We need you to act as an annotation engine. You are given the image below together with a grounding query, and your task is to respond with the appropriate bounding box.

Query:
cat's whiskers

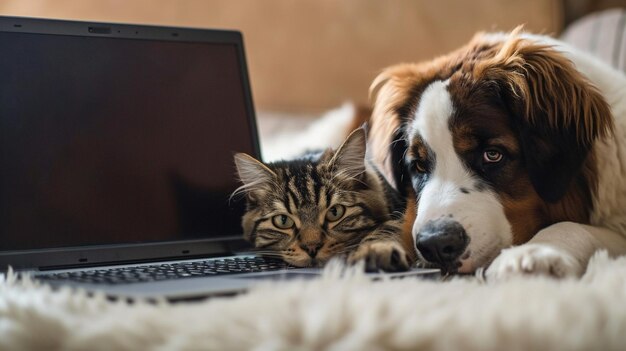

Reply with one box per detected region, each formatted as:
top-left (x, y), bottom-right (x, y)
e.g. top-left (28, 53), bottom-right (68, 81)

top-left (250, 249), bottom-right (282, 254)
top-left (399, 142), bottom-right (409, 160)
top-left (249, 250), bottom-right (285, 258)
top-left (333, 243), bottom-right (364, 255)
top-left (330, 170), bottom-right (368, 187)
top-left (335, 189), bottom-right (364, 197)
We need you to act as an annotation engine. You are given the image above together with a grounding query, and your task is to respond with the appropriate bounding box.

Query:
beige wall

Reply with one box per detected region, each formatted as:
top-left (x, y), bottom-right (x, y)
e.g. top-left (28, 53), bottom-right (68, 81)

top-left (0, 0), bottom-right (562, 112)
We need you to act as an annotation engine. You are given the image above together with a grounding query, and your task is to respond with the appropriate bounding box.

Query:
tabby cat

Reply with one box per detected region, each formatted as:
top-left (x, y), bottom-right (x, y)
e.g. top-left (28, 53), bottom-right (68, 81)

top-left (233, 128), bottom-right (412, 271)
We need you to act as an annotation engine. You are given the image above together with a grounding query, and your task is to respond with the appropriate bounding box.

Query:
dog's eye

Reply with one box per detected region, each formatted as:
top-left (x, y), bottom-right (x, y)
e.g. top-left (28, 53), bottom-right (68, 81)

top-left (411, 159), bottom-right (427, 173)
top-left (483, 149), bottom-right (503, 163)
top-left (272, 214), bottom-right (295, 229)
top-left (416, 162), bottom-right (426, 173)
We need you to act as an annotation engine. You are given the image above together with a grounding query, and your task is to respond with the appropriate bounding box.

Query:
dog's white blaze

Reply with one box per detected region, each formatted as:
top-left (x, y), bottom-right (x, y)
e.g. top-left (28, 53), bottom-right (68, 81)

top-left (409, 81), bottom-right (513, 272)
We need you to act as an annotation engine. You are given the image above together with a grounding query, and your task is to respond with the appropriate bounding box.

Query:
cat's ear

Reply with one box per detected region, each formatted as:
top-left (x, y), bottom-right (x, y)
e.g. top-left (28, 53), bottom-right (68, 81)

top-left (330, 128), bottom-right (367, 180)
top-left (234, 153), bottom-right (276, 192)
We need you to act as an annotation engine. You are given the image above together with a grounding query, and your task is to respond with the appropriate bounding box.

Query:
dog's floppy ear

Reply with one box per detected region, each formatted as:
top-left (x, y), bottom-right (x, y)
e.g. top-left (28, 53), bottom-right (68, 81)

top-left (369, 50), bottom-right (467, 194)
top-left (475, 32), bottom-right (614, 202)
top-left (369, 64), bottom-right (423, 193)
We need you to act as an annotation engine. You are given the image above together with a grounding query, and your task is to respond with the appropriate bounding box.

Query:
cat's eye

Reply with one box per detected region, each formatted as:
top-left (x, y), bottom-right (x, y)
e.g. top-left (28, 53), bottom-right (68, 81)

top-left (325, 205), bottom-right (346, 222)
top-left (272, 214), bottom-right (294, 229)
top-left (483, 149), bottom-right (503, 163)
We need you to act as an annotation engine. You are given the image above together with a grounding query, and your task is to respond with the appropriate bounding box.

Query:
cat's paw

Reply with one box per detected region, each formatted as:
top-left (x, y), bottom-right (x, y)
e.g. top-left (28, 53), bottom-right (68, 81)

top-left (485, 244), bottom-right (583, 282)
top-left (348, 240), bottom-right (410, 272)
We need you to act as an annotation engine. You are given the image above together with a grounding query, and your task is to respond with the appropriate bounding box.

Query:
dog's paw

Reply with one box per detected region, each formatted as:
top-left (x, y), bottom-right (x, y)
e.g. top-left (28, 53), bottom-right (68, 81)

top-left (485, 244), bottom-right (583, 281)
top-left (348, 240), bottom-right (410, 272)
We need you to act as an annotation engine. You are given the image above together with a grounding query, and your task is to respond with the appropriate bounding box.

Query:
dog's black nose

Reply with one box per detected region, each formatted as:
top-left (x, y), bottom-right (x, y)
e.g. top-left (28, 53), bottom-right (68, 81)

top-left (415, 218), bottom-right (469, 267)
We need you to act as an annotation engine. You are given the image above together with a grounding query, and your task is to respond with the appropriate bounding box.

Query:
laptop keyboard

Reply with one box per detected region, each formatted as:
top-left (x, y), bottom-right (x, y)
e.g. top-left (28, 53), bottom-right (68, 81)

top-left (35, 256), bottom-right (293, 285)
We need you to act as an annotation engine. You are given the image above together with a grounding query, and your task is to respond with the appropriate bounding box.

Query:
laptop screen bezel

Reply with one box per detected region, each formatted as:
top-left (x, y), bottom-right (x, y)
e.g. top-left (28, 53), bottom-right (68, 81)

top-left (0, 16), bottom-right (261, 270)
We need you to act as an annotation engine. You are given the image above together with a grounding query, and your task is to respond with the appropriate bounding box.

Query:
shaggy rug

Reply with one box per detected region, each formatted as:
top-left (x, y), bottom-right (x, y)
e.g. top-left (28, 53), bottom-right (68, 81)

top-left (1, 252), bottom-right (625, 351)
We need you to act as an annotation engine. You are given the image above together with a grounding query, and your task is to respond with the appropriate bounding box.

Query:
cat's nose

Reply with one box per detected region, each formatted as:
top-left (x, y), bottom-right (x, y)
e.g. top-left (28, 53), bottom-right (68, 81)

top-left (300, 242), bottom-right (323, 258)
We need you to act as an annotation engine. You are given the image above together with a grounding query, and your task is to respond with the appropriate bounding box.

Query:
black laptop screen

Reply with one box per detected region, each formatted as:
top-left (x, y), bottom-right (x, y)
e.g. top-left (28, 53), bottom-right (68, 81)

top-left (0, 31), bottom-right (256, 251)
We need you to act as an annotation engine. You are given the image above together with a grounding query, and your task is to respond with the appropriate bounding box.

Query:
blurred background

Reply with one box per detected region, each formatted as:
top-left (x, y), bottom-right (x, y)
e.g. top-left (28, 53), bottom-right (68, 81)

top-left (2, 0), bottom-right (625, 158)
top-left (1, 0), bottom-right (624, 112)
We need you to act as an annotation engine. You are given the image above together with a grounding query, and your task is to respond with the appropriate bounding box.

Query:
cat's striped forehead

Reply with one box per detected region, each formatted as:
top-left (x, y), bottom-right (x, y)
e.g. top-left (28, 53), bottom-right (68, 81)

top-left (269, 159), bottom-right (362, 218)
top-left (273, 161), bottom-right (328, 207)
top-left (271, 170), bottom-right (327, 225)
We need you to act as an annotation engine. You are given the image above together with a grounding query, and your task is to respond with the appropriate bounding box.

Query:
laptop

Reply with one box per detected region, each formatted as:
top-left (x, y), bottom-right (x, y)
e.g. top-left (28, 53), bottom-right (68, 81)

top-left (0, 16), bottom-right (439, 300)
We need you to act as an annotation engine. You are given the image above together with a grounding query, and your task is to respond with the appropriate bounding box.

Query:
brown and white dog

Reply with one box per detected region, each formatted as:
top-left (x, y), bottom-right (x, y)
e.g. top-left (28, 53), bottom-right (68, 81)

top-left (368, 28), bottom-right (626, 279)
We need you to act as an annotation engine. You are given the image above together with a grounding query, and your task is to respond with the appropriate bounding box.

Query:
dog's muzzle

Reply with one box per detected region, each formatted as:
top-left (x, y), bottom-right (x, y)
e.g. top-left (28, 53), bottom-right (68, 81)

top-left (415, 217), bottom-right (469, 272)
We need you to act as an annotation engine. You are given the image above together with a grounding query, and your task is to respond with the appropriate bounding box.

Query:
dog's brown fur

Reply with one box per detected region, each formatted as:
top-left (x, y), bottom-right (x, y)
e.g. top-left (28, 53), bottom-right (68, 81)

top-left (367, 29), bottom-right (614, 250)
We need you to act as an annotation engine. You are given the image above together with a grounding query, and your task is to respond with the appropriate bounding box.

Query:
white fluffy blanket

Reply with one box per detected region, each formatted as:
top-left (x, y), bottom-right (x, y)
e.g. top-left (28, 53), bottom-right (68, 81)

top-left (1, 252), bottom-right (625, 351)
